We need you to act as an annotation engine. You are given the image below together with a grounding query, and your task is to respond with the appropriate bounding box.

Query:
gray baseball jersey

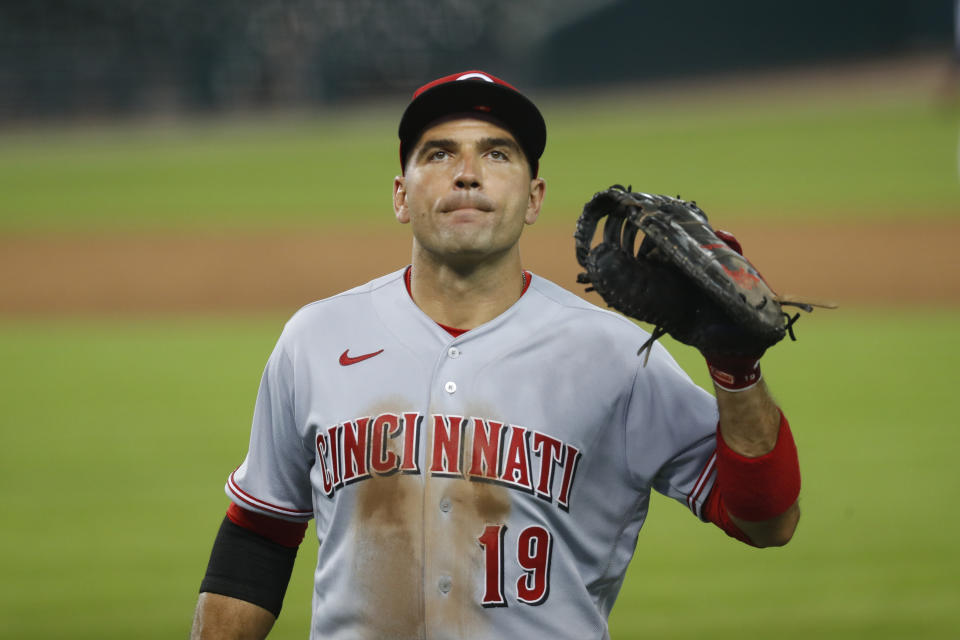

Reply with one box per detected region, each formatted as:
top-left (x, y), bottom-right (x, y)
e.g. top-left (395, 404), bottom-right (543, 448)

top-left (226, 268), bottom-right (719, 640)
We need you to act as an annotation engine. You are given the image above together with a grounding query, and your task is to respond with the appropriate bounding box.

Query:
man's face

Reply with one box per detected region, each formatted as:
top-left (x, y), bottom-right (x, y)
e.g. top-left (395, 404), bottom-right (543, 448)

top-left (393, 117), bottom-right (545, 268)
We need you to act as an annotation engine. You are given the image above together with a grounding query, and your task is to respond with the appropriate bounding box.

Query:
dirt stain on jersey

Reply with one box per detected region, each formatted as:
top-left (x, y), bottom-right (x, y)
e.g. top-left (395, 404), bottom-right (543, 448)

top-left (469, 478), bottom-right (511, 523)
top-left (351, 397), bottom-right (424, 640)
top-left (349, 405), bottom-right (513, 639)
top-left (421, 420), bottom-right (512, 637)
top-left (353, 472), bottom-right (424, 640)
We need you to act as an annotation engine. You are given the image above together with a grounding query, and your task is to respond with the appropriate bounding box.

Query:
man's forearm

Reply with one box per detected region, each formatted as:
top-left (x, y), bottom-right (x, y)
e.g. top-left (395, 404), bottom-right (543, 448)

top-left (714, 380), bottom-right (800, 547)
top-left (193, 511), bottom-right (302, 639)
top-left (714, 380), bottom-right (780, 456)
top-left (190, 592), bottom-right (276, 640)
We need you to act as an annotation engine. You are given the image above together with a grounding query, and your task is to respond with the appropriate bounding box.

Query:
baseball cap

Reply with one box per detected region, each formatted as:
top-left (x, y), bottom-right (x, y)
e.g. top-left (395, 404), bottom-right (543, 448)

top-left (398, 70), bottom-right (546, 176)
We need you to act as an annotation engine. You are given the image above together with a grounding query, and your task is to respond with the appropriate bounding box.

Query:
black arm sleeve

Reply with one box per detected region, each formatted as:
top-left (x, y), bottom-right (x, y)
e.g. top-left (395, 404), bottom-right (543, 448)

top-left (199, 516), bottom-right (299, 617)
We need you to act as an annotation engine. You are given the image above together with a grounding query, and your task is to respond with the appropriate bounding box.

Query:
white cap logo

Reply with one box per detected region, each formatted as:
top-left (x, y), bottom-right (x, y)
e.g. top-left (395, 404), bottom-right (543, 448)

top-left (457, 72), bottom-right (494, 83)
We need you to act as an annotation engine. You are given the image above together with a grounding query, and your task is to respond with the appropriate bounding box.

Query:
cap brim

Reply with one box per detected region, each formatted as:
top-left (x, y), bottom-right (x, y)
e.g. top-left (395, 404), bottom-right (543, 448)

top-left (399, 80), bottom-right (546, 170)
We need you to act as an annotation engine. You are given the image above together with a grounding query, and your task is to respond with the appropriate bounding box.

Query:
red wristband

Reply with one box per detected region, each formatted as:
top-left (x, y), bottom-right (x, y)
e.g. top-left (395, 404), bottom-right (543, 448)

top-left (715, 410), bottom-right (801, 521)
top-left (706, 355), bottom-right (762, 392)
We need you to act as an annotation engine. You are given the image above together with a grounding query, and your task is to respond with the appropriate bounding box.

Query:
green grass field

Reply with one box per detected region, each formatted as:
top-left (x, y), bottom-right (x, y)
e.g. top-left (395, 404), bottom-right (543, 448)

top-left (1, 311), bottom-right (958, 638)
top-left (1, 71), bottom-right (958, 638)
top-left (1, 87), bottom-right (957, 231)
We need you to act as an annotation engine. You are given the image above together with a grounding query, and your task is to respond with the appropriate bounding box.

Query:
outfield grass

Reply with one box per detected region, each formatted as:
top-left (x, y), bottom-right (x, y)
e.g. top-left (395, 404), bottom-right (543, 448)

top-left (1, 89), bottom-right (957, 232)
top-left (1, 310), bottom-right (957, 638)
top-left (611, 311), bottom-right (960, 638)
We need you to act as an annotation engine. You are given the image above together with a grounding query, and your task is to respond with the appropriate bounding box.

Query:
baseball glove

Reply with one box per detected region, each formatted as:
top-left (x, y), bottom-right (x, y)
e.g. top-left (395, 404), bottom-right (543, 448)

top-left (575, 185), bottom-right (823, 361)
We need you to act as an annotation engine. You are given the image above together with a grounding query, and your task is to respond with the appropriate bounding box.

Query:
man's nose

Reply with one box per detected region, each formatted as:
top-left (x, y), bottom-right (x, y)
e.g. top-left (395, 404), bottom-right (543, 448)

top-left (454, 154), bottom-right (481, 189)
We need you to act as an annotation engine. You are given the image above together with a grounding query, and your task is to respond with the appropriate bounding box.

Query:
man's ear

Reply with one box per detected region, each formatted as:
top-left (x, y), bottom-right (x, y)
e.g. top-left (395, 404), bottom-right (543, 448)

top-left (393, 176), bottom-right (410, 224)
top-left (524, 177), bottom-right (546, 225)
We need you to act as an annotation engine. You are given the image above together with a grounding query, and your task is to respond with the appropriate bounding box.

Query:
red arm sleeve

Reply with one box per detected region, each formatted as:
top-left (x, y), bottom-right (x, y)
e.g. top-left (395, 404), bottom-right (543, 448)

top-left (702, 410), bottom-right (801, 546)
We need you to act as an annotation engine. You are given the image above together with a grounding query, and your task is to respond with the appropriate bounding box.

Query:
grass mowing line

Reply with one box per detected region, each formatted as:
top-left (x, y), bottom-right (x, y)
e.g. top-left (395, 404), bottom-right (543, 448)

top-left (1, 93), bottom-right (956, 232)
top-left (0, 310), bottom-right (957, 638)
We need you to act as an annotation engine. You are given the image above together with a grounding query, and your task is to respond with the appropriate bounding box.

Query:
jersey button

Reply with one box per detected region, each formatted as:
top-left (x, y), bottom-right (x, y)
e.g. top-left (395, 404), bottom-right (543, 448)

top-left (444, 381), bottom-right (457, 394)
top-left (438, 576), bottom-right (452, 594)
top-left (439, 497), bottom-right (451, 513)
top-left (447, 347), bottom-right (460, 359)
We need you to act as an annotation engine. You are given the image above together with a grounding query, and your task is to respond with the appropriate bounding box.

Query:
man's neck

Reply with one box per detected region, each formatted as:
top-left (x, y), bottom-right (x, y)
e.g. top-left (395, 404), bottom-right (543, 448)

top-left (408, 250), bottom-right (526, 330)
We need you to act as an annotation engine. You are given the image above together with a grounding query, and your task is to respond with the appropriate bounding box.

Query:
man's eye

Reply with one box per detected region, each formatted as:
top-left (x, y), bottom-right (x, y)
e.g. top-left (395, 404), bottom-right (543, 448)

top-left (430, 150), bottom-right (448, 160)
top-left (489, 150), bottom-right (507, 160)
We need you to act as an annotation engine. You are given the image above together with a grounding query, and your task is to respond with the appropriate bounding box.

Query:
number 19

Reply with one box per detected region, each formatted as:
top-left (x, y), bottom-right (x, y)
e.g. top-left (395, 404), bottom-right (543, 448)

top-left (477, 524), bottom-right (553, 607)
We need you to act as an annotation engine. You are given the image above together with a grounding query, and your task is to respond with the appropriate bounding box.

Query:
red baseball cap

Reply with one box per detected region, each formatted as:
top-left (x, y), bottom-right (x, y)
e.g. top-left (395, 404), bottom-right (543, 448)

top-left (398, 70), bottom-right (546, 176)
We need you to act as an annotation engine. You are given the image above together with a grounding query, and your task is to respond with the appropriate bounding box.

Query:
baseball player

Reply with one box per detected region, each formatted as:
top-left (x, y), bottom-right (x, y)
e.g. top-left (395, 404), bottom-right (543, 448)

top-left (191, 71), bottom-right (801, 640)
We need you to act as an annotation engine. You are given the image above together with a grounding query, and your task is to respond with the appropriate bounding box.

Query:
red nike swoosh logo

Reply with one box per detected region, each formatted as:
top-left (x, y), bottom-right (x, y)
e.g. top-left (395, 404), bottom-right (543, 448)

top-left (339, 348), bottom-right (384, 366)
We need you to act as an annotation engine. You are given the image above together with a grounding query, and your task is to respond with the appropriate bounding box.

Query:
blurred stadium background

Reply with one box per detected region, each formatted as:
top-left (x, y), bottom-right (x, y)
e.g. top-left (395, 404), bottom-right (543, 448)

top-left (0, 0), bottom-right (953, 119)
top-left (1, 1), bottom-right (959, 638)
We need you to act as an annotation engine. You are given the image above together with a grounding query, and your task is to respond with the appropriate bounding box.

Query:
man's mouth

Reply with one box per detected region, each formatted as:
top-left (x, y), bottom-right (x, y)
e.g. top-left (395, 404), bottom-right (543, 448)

top-left (439, 194), bottom-right (495, 213)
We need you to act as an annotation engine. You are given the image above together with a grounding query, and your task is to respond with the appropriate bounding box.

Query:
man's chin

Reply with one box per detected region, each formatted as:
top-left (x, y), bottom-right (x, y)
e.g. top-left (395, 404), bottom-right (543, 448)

top-left (426, 236), bottom-right (511, 263)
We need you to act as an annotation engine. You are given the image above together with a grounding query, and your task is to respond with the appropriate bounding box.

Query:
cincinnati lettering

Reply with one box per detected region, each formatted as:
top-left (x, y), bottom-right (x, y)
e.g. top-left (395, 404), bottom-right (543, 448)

top-left (314, 412), bottom-right (581, 512)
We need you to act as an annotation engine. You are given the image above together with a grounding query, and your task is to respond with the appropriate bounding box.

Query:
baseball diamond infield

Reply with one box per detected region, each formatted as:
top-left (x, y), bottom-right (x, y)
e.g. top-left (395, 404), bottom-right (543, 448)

top-left (1, 220), bottom-right (957, 315)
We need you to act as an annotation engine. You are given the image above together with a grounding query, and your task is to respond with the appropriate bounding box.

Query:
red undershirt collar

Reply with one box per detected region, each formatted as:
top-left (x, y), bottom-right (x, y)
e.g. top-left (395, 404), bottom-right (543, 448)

top-left (403, 266), bottom-right (531, 337)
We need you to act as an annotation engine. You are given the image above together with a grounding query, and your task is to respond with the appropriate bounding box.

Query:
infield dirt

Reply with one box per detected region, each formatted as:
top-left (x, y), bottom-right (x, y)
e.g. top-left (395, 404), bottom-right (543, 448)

top-left (1, 220), bottom-right (957, 315)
